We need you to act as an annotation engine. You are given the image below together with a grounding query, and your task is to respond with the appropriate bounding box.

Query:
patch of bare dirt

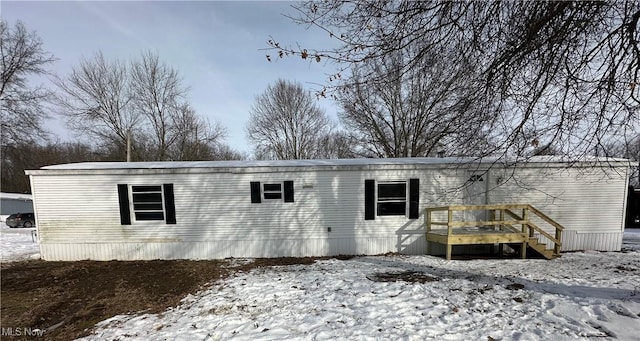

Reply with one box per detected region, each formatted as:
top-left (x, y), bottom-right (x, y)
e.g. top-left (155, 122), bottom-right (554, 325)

top-left (366, 270), bottom-right (439, 283)
top-left (0, 256), bottom-right (332, 340)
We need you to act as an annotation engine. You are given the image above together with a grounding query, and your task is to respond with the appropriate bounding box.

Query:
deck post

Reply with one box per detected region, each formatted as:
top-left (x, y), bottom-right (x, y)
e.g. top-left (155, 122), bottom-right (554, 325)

top-left (447, 208), bottom-right (453, 236)
top-left (425, 208), bottom-right (431, 255)
top-left (488, 210), bottom-right (495, 230)
top-left (522, 208), bottom-right (531, 236)
top-left (522, 207), bottom-right (529, 259)
top-left (554, 229), bottom-right (562, 255)
top-left (446, 208), bottom-right (453, 260)
top-left (499, 209), bottom-right (505, 231)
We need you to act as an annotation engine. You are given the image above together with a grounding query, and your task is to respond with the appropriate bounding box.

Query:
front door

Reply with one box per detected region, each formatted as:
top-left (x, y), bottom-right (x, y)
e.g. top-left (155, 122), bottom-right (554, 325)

top-left (464, 171), bottom-right (488, 222)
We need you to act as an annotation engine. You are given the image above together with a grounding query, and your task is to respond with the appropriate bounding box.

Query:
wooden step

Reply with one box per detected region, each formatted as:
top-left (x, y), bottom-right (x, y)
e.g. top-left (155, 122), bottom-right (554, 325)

top-left (527, 239), bottom-right (559, 259)
top-left (505, 238), bottom-right (559, 259)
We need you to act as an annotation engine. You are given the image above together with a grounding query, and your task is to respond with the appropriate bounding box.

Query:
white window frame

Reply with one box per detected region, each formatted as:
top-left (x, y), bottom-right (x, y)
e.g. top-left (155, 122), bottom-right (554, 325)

top-left (262, 182), bottom-right (283, 201)
top-left (376, 180), bottom-right (408, 216)
top-left (129, 185), bottom-right (166, 222)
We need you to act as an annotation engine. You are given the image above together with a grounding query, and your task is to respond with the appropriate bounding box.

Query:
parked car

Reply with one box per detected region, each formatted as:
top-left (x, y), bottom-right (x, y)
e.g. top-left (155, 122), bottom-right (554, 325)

top-left (5, 213), bottom-right (35, 228)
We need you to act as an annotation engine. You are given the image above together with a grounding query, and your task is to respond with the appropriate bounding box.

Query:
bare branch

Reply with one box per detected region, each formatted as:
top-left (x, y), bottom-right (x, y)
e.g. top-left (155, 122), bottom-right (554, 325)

top-left (246, 79), bottom-right (338, 159)
top-left (0, 21), bottom-right (55, 145)
top-left (269, 1), bottom-right (640, 162)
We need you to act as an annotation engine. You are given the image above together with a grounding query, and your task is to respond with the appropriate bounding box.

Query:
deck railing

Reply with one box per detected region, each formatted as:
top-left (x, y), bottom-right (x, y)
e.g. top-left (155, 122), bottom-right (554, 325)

top-left (425, 204), bottom-right (564, 256)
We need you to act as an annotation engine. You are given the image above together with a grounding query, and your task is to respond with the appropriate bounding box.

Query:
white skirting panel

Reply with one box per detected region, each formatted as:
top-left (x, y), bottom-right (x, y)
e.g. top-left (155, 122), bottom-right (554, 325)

top-left (40, 235), bottom-right (428, 261)
top-left (560, 230), bottom-right (623, 252)
top-left (39, 230), bottom-right (622, 260)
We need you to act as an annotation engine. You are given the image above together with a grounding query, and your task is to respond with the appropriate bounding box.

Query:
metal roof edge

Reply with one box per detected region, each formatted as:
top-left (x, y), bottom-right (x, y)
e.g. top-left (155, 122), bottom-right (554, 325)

top-left (24, 156), bottom-right (633, 176)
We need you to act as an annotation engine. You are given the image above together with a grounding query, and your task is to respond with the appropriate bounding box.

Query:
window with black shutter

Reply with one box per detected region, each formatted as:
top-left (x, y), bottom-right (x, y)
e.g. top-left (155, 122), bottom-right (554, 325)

top-left (263, 183), bottom-right (282, 200)
top-left (365, 179), bottom-right (419, 219)
top-left (250, 181), bottom-right (295, 203)
top-left (118, 184), bottom-right (176, 224)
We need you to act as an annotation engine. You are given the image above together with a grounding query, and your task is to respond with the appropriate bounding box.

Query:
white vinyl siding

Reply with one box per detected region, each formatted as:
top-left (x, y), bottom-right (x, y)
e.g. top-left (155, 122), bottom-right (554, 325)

top-left (28, 160), bottom-right (629, 260)
top-left (487, 166), bottom-right (628, 251)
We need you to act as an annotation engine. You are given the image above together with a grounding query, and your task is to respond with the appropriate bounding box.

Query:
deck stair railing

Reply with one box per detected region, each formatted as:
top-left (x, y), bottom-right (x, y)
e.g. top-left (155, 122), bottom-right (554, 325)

top-left (425, 204), bottom-right (564, 260)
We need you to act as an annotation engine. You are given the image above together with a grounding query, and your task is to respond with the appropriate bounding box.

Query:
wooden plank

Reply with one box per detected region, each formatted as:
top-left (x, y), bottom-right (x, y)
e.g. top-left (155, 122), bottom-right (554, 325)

top-left (500, 224), bottom-right (520, 233)
top-left (429, 222), bottom-right (449, 226)
top-left (522, 208), bottom-right (531, 236)
top-left (430, 228), bottom-right (518, 235)
top-left (528, 205), bottom-right (565, 231)
top-left (504, 209), bottom-right (523, 220)
top-left (425, 208), bottom-right (432, 232)
top-left (448, 220), bottom-right (527, 227)
top-left (528, 222), bottom-right (561, 246)
top-left (554, 229), bottom-right (562, 255)
top-left (427, 206), bottom-right (451, 211)
top-left (436, 204), bottom-right (530, 211)
top-left (426, 229), bottom-right (449, 235)
top-left (426, 233), bottom-right (449, 244)
top-left (448, 234), bottom-right (527, 244)
top-left (427, 231), bottom-right (527, 245)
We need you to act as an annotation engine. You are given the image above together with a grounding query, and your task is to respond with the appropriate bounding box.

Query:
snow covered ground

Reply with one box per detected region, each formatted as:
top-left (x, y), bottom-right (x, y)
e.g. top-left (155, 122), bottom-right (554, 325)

top-left (81, 230), bottom-right (640, 341)
top-left (0, 221), bottom-right (40, 262)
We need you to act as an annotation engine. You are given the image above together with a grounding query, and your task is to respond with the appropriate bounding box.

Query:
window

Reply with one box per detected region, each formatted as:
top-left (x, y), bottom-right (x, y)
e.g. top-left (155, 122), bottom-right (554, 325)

top-left (132, 185), bottom-right (165, 220)
top-left (263, 183), bottom-right (282, 200)
top-left (469, 174), bottom-right (484, 182)
top-left (250, 181), bottom-right (294, 203)
top-left (117, 183), bottom-right (176, 225)
top-left (364, 179), bottom-right (419, 220)
top-left (377, 182), bottom-right (407, 216)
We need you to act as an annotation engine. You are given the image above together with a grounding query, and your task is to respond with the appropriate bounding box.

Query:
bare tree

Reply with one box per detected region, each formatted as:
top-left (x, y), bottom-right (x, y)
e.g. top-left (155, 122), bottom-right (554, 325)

top-left (603, 134), bottom-right (640, 187)
top-left (338, 47), bottom-right (492, 158)
top-left (0, 21), bottom-right (55, 145)
top-left (54, 52), bottom-right (138, 148)
top-left (1, 140), bottom-right (99, 193)
top-left (323, 130), bottom-right (358, 158)
top-left (268, 1), bottom-right (640, 161)
top-left (130, 51), bottom-right (186, 160)
top-left (170, 103), bottom-right (229, 160)
top-left (56, 50), bottom-right (235, 161)
top-left (246, 79), bottom-right (335, 160)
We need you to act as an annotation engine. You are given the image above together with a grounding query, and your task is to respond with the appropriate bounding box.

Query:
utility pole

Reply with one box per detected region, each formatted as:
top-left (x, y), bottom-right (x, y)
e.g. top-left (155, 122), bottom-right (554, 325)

top-left (126, 130), bottom-right (132, 162)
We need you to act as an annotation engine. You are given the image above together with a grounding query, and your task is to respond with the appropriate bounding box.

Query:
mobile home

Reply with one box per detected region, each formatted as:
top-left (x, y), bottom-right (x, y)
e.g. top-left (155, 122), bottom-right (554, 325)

top-left (1, 192), bottom-right (33, 216)
top-left (25, 157), bottom-right (630, 261)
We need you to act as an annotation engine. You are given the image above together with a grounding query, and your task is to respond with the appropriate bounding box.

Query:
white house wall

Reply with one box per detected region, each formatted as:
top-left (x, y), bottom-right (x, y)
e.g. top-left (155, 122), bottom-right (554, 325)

top-left (30, 162), bottom-right (628, 261)
top-left (32, 167), bottom-right (472, 260)
top-left (487, 166), bottom-right (628, 251)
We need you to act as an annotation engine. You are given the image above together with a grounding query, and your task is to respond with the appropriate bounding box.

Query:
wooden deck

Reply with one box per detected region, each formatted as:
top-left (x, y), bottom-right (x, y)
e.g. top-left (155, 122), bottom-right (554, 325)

top-left (425, 204), bottom-right (564, 260)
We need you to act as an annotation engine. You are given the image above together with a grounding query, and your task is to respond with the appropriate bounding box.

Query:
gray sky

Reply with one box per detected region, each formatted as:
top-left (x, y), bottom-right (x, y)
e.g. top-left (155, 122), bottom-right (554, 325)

top-left (1, 0), bottom-right (339, 154)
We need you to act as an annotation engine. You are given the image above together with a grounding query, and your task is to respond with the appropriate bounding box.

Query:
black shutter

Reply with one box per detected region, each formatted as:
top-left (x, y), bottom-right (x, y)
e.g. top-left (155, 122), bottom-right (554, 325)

top-left (117, 184), bottom-right (131, 225)
top-left (163, 184), bottom-right (176, 224)
top-left (409, 178), bottom-right (419, 219)
top-left (364, 179), bottom-right (375, 220)
top-left (250, 181), bottom-right (261, 203)
top-left (284, 181), bottom-right (294, 202)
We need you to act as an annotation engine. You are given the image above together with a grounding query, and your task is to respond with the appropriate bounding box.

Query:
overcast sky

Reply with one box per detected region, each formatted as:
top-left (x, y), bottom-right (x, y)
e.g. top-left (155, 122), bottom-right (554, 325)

top-left (2, 1), bottom-right (339, 154)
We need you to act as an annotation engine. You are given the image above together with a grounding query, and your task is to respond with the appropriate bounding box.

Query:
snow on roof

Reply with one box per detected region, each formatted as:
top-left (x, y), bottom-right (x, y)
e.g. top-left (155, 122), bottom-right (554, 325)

top-left (38, 156), bottom-right (630, 171)
top-left (41, 157), bottom-right (467, 170)
top-left (0, 192), bottom-right (32, 201)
